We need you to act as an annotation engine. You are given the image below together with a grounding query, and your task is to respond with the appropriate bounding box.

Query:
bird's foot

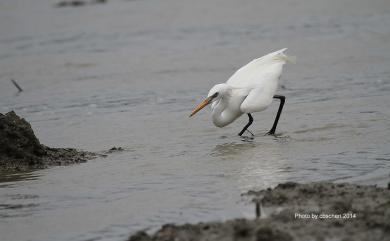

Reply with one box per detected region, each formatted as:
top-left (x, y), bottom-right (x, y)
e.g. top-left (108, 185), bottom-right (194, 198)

top-left (240, 135), bottom-right (254, 142)
top-left (266, 129), bottom-right (276, 136)
top-left (239, 129), bottom-right (254, 142)
top-left (266, 131), bottom-right (284, 138)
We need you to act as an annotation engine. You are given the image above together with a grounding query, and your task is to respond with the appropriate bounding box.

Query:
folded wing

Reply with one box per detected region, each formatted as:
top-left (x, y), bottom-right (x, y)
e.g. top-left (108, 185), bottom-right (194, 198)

top-left (226, 48), bottom-right (290, 89)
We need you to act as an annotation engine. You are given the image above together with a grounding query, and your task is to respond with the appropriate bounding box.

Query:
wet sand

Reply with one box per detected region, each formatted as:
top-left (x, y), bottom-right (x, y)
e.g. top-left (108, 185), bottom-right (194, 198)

top-left (129, 182), bottom-right (390, 241)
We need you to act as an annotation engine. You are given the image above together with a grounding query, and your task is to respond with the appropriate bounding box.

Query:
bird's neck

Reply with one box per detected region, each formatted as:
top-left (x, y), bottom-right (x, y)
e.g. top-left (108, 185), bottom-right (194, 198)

top-left (211, 97), bottom-right (231, 127)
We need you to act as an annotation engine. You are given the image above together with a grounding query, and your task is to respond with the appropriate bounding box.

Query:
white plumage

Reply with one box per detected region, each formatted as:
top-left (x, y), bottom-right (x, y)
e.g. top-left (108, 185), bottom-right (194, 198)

top-left (190, 48), bottom-right (291, 135)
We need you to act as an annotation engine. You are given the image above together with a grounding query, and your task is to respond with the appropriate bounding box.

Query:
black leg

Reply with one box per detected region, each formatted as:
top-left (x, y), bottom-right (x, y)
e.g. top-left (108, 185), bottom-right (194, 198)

top-left (238, 113), bottom-right (254, 136)
top-left (267, 95), bottom-right (286, 135)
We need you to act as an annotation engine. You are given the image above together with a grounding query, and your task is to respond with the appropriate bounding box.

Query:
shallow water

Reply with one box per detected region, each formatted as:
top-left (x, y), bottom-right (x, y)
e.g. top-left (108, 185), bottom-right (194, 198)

top-left (1, 0), bottom-right (390, 240)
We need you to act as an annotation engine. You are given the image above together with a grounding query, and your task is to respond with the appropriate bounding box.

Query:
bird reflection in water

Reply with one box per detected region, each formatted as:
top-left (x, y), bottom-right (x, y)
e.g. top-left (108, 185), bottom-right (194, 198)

top-left (211, 142), bottom-right (256, 159)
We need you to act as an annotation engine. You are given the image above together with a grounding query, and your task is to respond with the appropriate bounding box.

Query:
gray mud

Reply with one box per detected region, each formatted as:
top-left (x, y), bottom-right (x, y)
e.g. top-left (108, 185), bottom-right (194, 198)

top-left (0, 111), bottom-right (96, 171)
top-left (129, 182), bottom-right (390, 241)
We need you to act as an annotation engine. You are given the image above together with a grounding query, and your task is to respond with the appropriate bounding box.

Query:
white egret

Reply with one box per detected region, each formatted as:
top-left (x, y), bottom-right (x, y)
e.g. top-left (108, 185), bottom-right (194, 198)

top-left (190, 48), bottom-right (292, 136)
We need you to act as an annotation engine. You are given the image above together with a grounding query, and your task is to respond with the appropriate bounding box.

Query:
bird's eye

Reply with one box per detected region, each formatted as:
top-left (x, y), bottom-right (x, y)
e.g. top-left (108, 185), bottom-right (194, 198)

top-left (212, 92), bottom-right (219, 98)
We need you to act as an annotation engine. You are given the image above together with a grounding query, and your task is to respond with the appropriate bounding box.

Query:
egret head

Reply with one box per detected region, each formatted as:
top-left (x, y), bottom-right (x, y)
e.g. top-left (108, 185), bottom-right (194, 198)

top-left (189, 84), bottom-right (230, 117)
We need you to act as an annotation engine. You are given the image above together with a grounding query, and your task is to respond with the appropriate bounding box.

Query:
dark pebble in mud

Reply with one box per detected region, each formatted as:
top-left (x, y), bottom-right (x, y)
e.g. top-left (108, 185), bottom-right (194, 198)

top-left (0, 111), bottom-right (97, 171)
top-left (55, 0), bottom-right (106, 8)
top-left (56, 0), bottom-right (85, 7)
top-left (128, 182), bottom-right (390, 241)
top-left (107, 146), bottom-right (124, 153)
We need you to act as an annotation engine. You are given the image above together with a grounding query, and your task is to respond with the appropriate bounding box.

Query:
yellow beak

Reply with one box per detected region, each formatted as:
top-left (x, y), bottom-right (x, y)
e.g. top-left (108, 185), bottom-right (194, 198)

top-left (189, 97), bottom-right (212, 117)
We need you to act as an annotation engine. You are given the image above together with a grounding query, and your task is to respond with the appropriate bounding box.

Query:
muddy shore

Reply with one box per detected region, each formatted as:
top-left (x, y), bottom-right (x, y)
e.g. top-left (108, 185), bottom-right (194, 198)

top-left (0, 111), bottom-right (96, 171)
top-left (128, 182), bottom-right (390, 241)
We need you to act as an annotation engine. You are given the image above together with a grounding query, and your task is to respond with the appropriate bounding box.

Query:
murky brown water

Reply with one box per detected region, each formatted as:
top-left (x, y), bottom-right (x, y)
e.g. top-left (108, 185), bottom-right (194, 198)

top-left (1, 0), bottom-right (390, 240)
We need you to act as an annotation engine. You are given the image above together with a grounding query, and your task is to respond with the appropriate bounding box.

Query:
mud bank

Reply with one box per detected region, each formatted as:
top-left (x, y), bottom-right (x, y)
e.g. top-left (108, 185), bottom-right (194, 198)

top-left (128, 182), bottom-right (390, 241)
top-left (0, 111), bottom-right (96, 171)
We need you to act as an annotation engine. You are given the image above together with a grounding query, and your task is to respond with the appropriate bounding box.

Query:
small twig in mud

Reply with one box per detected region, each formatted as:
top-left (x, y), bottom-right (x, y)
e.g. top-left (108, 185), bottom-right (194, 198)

top-left (254, 198), bottom-right (262, 219)
top-left (255, 202), bottom-right (260, 218)
top-left (11, 79), bottom-right (23, 92)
